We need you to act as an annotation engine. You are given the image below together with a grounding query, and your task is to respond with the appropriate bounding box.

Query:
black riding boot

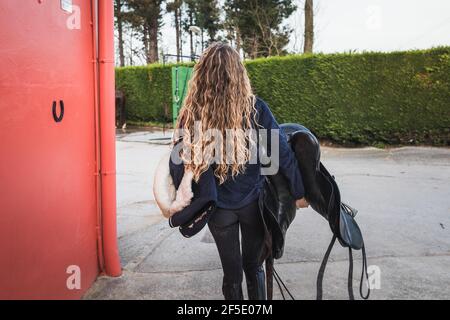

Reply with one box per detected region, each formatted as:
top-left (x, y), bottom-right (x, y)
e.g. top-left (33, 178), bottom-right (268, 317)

top-left (222, 282), bottom-right (244, 300)
top-left (245, 266), bottom-right (267, 300)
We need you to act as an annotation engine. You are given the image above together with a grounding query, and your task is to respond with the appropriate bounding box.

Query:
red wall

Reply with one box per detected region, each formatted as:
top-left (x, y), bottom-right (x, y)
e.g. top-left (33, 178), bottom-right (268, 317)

top-left (0, 0), bottom-right (101, 299)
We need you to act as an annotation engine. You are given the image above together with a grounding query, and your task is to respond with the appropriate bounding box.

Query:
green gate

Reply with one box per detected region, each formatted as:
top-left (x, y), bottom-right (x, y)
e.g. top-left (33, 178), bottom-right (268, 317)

top-left (172, 66), bottom-right (193, 126)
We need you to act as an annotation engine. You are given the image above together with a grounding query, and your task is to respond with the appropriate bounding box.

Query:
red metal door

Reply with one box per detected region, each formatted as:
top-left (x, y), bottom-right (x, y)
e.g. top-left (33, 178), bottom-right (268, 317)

top-left (0, 0), bottom-right (99, 299)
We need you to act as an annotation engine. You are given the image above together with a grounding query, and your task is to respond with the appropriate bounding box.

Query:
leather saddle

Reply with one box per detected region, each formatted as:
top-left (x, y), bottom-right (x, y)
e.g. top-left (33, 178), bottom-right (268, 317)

top-left (283, 123), bottom-right (364, 250)
top-left (264, 123), bottom-right (370, 300)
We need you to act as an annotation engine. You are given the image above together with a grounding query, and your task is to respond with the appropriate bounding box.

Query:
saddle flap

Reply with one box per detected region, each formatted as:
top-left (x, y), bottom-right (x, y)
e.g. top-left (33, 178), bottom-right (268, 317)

top-left (338, 204), bottom-right (364, 250)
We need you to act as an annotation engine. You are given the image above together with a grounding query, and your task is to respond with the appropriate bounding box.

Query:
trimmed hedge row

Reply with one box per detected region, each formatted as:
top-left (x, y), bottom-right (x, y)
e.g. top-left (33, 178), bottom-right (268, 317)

top-left (115, 64), bottom-right (173, 121)
top-left (115, 47), bottom-right (450, 145)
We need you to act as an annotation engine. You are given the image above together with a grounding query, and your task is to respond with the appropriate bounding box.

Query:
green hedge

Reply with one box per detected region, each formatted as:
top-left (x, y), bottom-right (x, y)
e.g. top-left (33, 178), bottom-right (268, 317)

top-left (115, 64), bottom-right (172, 122)
top-left (115, 47), bottom-right (450, 145)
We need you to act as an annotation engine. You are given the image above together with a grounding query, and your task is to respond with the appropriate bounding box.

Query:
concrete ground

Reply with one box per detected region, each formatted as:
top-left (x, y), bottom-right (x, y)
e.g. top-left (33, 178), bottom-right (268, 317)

top-left (84, 129), bottom-right (450, 300)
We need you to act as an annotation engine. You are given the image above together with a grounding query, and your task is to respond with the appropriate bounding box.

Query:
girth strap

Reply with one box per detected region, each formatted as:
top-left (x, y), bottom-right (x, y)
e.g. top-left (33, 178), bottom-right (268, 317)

top-left (265, 256), bottom-right (274, 300)
top-left (265, 254), bottom-right (295, 300)
top-left (317, 235), bottom-right (371, 300)
top-left (316, 235), bottom-right (337, 300)
top-left (360, 244), bottom-right (370, 299)
top-left (348, 247), bottom-right (355, 300)
top-left (266, 237), bottom-right (371, 300)
top-left (273, 267), bottom-right (295, 300)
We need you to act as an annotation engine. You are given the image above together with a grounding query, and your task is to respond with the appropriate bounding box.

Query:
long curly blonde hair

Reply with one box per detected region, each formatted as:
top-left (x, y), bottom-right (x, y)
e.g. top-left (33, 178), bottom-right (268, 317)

top-left (174, 42), bottom-right (257, 184)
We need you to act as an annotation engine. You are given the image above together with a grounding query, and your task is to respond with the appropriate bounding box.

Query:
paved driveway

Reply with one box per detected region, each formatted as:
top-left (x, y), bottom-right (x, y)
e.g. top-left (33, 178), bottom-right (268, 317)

top-left (84, 130), bottom-right (450, 300)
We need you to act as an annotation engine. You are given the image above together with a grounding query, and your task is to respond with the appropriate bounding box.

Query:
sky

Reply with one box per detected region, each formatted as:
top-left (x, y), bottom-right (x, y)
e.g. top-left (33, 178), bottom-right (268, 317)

top-left (157, 0), bottom-right (450, 61)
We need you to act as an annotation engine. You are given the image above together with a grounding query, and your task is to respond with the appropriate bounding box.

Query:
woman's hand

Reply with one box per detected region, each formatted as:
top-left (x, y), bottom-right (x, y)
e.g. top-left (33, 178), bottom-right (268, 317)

top-left (296, 197), bottom-right (309, 209)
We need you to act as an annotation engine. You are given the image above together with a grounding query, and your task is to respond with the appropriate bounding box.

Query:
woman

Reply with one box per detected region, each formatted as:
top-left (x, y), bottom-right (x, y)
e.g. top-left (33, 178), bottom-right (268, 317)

top-left (175, 42), bottom-right (308, 300)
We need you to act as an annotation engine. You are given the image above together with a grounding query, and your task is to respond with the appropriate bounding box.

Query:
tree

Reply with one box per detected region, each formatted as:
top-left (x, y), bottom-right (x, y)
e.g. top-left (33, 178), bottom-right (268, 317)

top-left (225, 0), bottom-right (296, 58)
top-left (303, 0), bottom-right (314, 53)
top-left (183, 0), bottom-right (221, 55)
top-left (195, 0), bottom-right (221, 47)
top-left (114, 0), bottom-right (126, 67)
top-left (183, 0), bottom-right (196, 58)
top-left (126, 0), bottom-right (164, 64)
top-left (166, 0), bottom-right (183, 62)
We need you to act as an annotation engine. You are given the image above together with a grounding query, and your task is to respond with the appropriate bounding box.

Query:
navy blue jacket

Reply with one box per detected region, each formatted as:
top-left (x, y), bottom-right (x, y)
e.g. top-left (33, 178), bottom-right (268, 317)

top-left (216, 97), bottom-right (305, 209)
top-left (168, 97), bottom-right (305, 236)
top-left (169, 159), bottom-right (216, 237)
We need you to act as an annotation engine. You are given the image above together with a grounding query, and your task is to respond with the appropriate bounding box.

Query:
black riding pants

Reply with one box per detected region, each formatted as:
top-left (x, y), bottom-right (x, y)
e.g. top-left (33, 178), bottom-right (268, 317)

top-left (208, 199), bottom-right (266, 290)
